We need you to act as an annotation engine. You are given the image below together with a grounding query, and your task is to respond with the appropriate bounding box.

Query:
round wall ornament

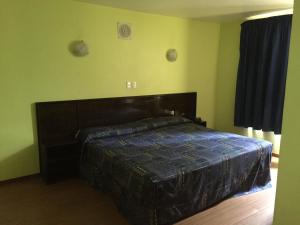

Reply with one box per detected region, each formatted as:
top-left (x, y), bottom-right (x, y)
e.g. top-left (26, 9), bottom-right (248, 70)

top-left (166, 49), bottom-right (178, 62)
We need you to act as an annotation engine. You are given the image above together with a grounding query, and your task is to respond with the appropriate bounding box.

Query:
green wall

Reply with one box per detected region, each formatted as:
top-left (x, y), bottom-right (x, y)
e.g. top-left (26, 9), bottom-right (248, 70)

top-left (214, 21), bottom-right (241, 132)
top-left (0, 0), bottom-right (220, 181)
top-left (214, 21), bottom-right (282, 154)
top-left (273, 0), bottom-right (300, 224)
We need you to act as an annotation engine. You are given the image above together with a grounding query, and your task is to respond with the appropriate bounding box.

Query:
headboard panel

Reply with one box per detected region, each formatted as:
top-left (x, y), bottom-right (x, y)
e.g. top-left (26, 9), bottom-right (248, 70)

top-left (36, 101), bottom-right (78, 144)
top-left (36, 92), bottom-right (197, 145)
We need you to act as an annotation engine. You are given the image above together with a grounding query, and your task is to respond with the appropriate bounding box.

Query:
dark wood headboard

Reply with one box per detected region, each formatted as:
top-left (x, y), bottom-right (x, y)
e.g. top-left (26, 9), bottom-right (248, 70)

top-left (36, 92), bottom-right (196, 182)
top-left (36, 92), bottom-right (197, 145)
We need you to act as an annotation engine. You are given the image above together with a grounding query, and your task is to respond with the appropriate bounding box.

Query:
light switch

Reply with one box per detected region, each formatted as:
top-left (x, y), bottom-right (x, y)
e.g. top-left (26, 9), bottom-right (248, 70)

top-left (126, 81), bottom-right (132, 89)
top-left (132, 81), bottom-right (137, 89)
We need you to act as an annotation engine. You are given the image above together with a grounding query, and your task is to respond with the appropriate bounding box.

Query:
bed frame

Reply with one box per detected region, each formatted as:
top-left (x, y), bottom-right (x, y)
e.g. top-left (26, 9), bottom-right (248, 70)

top-left (36, 92), bottom-right (197, 182)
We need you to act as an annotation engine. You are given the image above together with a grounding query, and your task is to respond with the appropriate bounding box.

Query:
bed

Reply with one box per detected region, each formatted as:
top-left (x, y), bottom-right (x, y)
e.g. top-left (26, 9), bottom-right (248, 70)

top-left (36, 92), bottom-right (272, 225)
top-left (79, 116), bottom-right (272, 225)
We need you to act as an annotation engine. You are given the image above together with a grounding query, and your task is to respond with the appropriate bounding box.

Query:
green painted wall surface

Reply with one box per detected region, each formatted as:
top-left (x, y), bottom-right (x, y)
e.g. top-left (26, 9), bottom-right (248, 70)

top-left (214, 21), bottom-right (282, 154)
top-left (214, 21), bottom-right (241, 132)
top-left (0, 0), bottom-right (220, 181)
top-left (273, 1), bottom-right (300, 224)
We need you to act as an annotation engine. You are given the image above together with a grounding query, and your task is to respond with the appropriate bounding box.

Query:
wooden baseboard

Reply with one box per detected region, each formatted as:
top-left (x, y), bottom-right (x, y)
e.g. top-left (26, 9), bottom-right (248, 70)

top-left (0, 174), bottom-right (40, 185)
top-left (272, 153), bottom-right (280, 158)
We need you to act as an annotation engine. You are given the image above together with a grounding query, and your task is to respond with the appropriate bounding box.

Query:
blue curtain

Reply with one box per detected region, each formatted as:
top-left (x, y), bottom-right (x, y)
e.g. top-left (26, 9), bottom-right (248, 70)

top-left (234, 15), bottom-right (292, 134)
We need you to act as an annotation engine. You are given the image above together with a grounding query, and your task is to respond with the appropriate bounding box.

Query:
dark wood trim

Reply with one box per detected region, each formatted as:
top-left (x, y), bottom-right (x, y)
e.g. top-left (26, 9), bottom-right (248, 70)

top-left (0, 174), bottom-right (40, 186)
top-left (272, 153), bottom-right (280, 158)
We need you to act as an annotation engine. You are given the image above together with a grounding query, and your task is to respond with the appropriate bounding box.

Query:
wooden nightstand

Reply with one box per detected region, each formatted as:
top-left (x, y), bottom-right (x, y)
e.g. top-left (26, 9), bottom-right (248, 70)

top-left (39, 140), bottom-right (80, 183)
top-left (194, 118), bottom-right (207, 127)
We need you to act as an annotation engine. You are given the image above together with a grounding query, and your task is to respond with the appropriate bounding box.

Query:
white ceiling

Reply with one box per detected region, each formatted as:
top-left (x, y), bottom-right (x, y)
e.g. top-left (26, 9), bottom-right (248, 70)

top-left (77, 0), bottom-right (294, 21)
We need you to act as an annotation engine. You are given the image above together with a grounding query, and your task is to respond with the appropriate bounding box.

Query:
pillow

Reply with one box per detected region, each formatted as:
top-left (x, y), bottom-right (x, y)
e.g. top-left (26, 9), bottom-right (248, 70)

top-left (78, 116), bottom-right (191, 144)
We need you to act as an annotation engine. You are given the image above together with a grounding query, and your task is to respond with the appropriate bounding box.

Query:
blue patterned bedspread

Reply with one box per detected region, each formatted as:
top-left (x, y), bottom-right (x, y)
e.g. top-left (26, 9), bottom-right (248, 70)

top-left (79, 117), bottom-right (272, 225)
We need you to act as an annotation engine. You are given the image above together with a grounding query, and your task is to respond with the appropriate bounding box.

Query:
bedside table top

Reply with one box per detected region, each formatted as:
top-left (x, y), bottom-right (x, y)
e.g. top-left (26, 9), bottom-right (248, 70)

top-left (193, 118), bottom-right (207, 127)
top-left (41, 139), bottom-right (79, 148)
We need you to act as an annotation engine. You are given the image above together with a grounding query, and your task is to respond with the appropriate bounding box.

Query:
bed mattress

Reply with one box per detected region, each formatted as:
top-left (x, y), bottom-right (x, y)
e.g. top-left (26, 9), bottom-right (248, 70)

top-left (79, 117), bottom-right (272, 225)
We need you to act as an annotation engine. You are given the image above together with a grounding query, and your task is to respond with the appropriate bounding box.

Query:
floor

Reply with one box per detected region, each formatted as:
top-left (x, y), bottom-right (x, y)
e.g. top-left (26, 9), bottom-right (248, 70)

top-left (0, 163), bottom-right (278, 225)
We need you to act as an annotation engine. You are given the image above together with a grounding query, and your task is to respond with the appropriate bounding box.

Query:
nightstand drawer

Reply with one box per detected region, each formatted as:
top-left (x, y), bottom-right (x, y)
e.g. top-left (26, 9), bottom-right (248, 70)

top-left (40, 141), bottom-right (80, 183)
top-left (46, 144), bottom-right (79, 160)
top-left (46, 159), bottom-right (79, 182)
